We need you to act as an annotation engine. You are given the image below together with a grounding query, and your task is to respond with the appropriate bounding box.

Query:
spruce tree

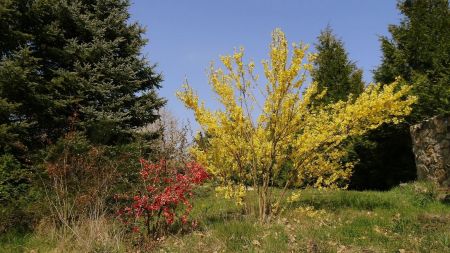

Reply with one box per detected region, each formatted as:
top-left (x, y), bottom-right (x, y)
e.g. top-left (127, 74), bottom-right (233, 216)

top-left (0, 0), bottom-right (165, 158)
top-left (374, 0), bottom-right (450, 119)
top-left (0, 0), bottom-right (165, 228)
top-left (351, 0), bottom-right (449, 189)
top-left (311, 26), bottom-right (364, 105)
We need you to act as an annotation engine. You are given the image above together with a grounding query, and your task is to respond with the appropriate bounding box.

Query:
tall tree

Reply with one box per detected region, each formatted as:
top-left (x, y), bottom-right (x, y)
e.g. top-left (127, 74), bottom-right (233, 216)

top-left (311, 26), bottom-right (364, 105)
top-left (0, 0), bottom-right (165, 230)
top-left (0, 0), bottom-right (165, 158)
top-left (351, 0), bottom-right (449, 190)
top-left (374, 0), bottom-right (450, 119)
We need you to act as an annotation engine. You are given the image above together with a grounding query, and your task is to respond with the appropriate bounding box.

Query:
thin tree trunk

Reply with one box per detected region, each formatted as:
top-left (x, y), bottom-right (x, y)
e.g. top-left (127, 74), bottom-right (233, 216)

top-left (258, 177), bottom-right (271, 222)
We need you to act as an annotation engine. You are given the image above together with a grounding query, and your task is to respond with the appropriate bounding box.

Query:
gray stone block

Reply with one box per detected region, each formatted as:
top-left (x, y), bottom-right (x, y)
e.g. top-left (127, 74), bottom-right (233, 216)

top-left (410, 115), bottom-right (450, 188)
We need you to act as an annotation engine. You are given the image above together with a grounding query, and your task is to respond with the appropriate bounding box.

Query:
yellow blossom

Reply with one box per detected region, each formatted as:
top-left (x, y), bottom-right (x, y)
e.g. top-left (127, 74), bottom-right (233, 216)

top-left (176, 29), bottom-right (416, 221)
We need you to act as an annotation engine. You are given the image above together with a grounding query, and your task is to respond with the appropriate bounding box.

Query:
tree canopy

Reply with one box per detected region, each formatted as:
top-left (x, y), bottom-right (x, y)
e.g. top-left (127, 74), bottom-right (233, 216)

top-left (312, 26), bottom-right (364, 105)
top-left (374, 0), bottom-right (450, 119)
top-left (352, 0), bottom-right (450, 190)
top-left (0, 0), bottom-right (165, 160)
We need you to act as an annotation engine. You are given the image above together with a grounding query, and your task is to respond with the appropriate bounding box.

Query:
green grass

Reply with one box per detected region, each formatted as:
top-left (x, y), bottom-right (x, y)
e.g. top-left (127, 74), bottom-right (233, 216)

top-left (159, 182), bottom-right (449, 253)
top-left (0, 217), bottom-right (126, 253)
top-left (1, 181), bottom-right (449, 252)
top-left (0, 230), bottom-right (55, 253)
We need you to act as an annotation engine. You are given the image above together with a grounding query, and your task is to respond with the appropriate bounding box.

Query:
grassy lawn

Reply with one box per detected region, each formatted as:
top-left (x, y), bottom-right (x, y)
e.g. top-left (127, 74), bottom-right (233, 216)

top-left (161, 182), bottom-right (449, 253)
top-left (1, 181), bottom-right (449, 252)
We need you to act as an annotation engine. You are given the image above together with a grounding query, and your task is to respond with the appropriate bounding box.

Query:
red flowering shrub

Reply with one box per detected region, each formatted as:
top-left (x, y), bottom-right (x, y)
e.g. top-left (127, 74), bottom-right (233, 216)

top-left (117, 159), bottom-right (208, 236)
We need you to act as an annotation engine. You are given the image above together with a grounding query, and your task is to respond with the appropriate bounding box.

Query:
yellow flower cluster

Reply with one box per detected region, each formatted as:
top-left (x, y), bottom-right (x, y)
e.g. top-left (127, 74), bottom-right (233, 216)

top-left (294, 206), bottom-right (327, 219)
top-left (215, 184), bottom-right (246, 206)
top-left (287, 191), bottom-right (302, 204)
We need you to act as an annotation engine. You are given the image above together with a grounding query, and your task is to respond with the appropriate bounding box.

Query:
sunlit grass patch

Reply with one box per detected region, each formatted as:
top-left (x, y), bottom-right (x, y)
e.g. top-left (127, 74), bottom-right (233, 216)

top-left (158, 181), bottom-right (450, 252)
top-left (2, 181), bottom-right (449, 252)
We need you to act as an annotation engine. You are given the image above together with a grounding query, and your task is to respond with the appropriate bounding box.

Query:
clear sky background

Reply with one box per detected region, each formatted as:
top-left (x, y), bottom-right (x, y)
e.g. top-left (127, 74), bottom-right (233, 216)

top-left (129, 0), bottom-right (401, 126)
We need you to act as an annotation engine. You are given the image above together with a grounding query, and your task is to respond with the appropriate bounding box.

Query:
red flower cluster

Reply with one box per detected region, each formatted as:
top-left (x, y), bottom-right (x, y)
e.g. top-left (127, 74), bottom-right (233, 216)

top-left (118, 159), bottom-right (208, 233)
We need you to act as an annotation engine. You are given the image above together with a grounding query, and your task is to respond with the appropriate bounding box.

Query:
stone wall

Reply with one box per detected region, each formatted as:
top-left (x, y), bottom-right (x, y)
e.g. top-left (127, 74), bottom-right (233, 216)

top-left (410, 115), bottom-right (450, 187)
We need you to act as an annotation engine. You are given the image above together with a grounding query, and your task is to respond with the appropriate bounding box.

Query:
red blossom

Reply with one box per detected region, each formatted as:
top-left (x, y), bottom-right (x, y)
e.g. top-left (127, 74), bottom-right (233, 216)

top-left (118, 159), bottom-right (209, 233)
top-left (181, 215), bottom-right (187, 224)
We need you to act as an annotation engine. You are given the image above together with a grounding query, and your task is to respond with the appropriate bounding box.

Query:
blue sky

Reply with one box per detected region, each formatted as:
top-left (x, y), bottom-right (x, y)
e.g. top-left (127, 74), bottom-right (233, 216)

top-left (129, 0), bottom-right (401, 124)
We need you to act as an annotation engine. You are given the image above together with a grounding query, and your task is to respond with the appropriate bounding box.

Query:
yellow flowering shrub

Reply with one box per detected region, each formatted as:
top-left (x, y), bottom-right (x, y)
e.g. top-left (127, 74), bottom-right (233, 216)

top-left (177, 29), bottom-right (416, 221)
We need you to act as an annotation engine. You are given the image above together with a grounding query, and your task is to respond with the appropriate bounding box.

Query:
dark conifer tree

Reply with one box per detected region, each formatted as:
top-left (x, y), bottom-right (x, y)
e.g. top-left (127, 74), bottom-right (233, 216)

top-left (351, 0), bottom-right (449, 190)
top-left (311, 26), bottom-right (364, 105)
top-left (374, 0), bottom-right (450, 119)
top-left (0, 0), bottom-right (165, 228)
top-left (0, 0), bottom-right (165, 158)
